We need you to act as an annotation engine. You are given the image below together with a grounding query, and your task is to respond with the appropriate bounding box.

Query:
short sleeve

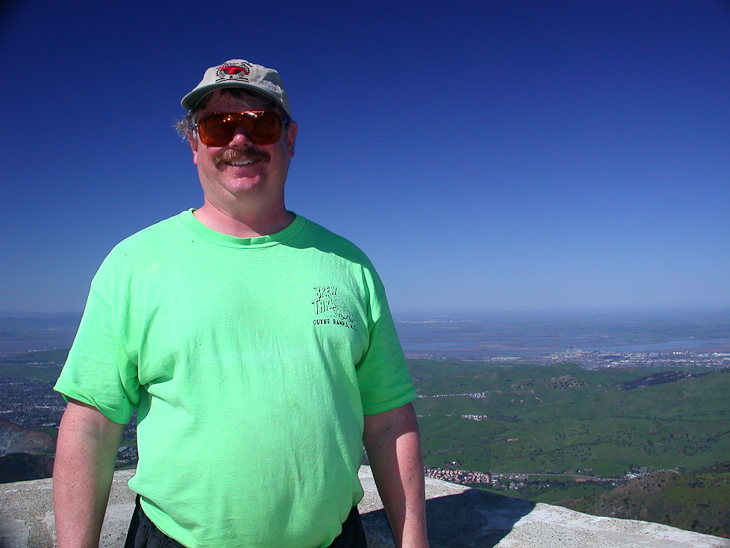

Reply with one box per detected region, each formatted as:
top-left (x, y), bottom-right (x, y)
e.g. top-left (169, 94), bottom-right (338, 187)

top-left (355, 275), bottom-right (416, 415)
top-left (54, 286), bottom-right (140, 425)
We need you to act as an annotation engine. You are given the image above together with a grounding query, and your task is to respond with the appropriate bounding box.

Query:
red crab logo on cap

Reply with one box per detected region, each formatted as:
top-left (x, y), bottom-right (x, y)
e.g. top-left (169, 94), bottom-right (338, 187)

top-left (220, 65), bottom-right (248, 76)
top-left (215, 62), bottom-right (251, 82)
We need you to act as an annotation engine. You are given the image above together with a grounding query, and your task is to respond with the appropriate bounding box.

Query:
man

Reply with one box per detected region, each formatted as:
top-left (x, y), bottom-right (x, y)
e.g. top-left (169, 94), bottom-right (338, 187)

top-left (53, 59), bottom-right (429, 548)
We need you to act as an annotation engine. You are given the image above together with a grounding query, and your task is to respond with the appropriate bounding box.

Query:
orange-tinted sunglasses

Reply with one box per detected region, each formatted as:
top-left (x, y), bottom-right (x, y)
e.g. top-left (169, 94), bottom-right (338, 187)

top-left (193, 111), bottom-right (289, 146)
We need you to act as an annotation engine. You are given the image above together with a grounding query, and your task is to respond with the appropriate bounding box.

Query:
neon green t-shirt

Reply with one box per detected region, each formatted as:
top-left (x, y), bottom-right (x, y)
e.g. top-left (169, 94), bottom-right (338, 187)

top-left (55, 211), bottom-right (415, 548)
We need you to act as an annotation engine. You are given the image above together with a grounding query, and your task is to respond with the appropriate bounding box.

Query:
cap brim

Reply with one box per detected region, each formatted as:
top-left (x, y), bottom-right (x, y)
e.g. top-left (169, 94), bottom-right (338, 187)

top-left (181, 82), bottom-right (290, 117)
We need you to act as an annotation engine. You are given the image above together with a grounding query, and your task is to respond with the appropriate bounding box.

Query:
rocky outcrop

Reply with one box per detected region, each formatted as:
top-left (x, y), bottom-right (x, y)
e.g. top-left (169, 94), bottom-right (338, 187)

top-left (1, 467), bottom-right (729, 548)
top-left (0, 420), bottom-right (56, 483)
top-left (543, 375), bottom-right (586, 389)
top-left (0, 420), bottom-right (55, 457)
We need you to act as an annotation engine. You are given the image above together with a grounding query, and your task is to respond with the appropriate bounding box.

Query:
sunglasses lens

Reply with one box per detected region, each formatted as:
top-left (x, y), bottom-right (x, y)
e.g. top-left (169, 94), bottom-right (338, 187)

top-left (249, 112), bottom-right (281, 144)
top-left (197, 114), bottom-right (238, 146)
top-left (198, 111), bottom-right (283, 146)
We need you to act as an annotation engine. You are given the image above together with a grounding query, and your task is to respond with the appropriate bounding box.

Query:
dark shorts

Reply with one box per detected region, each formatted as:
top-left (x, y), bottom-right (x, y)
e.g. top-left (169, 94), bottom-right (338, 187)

top-left (125, 496), bottom-right (368, 548)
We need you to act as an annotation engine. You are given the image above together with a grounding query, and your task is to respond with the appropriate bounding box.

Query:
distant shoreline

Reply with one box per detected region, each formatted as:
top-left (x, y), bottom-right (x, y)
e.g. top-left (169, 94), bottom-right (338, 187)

top-left (401, 338), bottom-right (730, 356)
top-left (2, 308), bottom-right (728, 358)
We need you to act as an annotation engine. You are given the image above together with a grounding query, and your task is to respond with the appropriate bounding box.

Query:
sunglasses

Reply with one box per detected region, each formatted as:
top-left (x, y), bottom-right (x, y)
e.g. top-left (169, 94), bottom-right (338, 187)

top-left (192, 110), bottom-right (289, 147)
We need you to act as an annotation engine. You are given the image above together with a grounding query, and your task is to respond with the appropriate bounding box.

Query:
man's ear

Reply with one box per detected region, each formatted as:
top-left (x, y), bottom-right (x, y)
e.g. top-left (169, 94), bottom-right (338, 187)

top-left (188, 133), bottom-right (199, 165)
top-left (285, 121), bottom-right (298, 157)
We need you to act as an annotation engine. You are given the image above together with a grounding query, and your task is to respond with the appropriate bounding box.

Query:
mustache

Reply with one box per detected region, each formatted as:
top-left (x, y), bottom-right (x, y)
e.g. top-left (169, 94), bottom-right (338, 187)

top-left (214, 147), bottom-right (271, 168)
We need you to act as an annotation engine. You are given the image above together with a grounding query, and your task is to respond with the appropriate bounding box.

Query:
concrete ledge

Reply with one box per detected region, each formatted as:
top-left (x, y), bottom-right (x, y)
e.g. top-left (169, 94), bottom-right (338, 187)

top-left (2, 468), bottom-right (729, 548)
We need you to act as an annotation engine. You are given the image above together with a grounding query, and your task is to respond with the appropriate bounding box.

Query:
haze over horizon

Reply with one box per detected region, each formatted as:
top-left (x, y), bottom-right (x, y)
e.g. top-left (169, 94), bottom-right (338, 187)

top-left (1, 0), bottom-right (728, 315)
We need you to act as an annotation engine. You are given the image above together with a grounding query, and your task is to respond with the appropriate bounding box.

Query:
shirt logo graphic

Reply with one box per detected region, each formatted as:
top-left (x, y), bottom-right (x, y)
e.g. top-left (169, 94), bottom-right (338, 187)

top-left (312, 286), bottom-right (356, 330)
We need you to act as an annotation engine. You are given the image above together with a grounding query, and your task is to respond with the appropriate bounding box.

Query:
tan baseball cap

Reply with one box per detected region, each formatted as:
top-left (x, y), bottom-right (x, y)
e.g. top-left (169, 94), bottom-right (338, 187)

top-left (181, 59), bottom-right (291, 117)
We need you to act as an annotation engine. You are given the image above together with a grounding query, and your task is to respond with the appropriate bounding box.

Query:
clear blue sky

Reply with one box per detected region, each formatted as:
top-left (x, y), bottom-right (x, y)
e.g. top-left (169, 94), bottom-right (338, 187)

top-left (1, 0), bottom-right (728, 315)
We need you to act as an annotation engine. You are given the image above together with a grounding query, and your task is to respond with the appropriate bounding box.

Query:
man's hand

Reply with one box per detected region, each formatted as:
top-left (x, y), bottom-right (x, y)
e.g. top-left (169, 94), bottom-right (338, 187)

top-left (363, 402), bottom-right (429, 548)
top-left (53, 399), bottom-right (125, 548)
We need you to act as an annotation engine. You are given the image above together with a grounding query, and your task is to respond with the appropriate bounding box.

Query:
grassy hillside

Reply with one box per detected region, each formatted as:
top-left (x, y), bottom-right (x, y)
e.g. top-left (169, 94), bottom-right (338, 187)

top-left (410, 360), bottom-right (730, 477)
top-left (557, 462), bottom-right (730, 538)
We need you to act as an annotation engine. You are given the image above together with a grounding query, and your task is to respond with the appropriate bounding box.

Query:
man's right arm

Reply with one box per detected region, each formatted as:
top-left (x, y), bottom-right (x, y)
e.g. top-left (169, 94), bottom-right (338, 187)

top-left (53, 399), bottom-right (125, 548)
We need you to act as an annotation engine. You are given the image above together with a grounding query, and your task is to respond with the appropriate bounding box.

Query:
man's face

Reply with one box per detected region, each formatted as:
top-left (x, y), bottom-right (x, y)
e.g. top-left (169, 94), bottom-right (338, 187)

top-left (189, 90), bottom-right (298, 212)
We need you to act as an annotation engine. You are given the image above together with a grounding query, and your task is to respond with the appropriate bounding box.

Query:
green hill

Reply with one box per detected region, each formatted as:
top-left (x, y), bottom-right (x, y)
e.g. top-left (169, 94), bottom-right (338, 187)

top-left (410, 360), bottom-right (730, 477)
top-left (557, 462), bottom-right (730, 538)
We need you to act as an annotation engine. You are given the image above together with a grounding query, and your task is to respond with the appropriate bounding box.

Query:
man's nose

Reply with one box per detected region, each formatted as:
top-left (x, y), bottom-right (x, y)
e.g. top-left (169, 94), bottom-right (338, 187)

top-left (229, 126), bottom-right (253, 146)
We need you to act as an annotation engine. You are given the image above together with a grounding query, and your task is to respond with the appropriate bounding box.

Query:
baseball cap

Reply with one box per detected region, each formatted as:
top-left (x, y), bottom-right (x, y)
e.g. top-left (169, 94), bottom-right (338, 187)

top-left (181, 59), bottom-right (291, 117)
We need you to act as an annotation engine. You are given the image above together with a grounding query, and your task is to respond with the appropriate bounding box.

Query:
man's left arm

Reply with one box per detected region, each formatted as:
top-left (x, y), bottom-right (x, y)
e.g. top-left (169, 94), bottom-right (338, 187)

top-left (363, 402), bottom-right (429, 548)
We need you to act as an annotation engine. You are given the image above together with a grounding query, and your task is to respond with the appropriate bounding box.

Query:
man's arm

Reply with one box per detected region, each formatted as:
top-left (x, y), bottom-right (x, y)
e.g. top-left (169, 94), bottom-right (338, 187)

top-left (363, 402), bottom-right (429, 548)
top-left (53, 399), bottom-right (125, 548)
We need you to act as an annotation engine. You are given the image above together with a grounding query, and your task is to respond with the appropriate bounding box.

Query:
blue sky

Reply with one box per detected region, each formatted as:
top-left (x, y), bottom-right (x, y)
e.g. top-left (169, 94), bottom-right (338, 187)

top-left (1, 0), bottom-right (728, 315)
